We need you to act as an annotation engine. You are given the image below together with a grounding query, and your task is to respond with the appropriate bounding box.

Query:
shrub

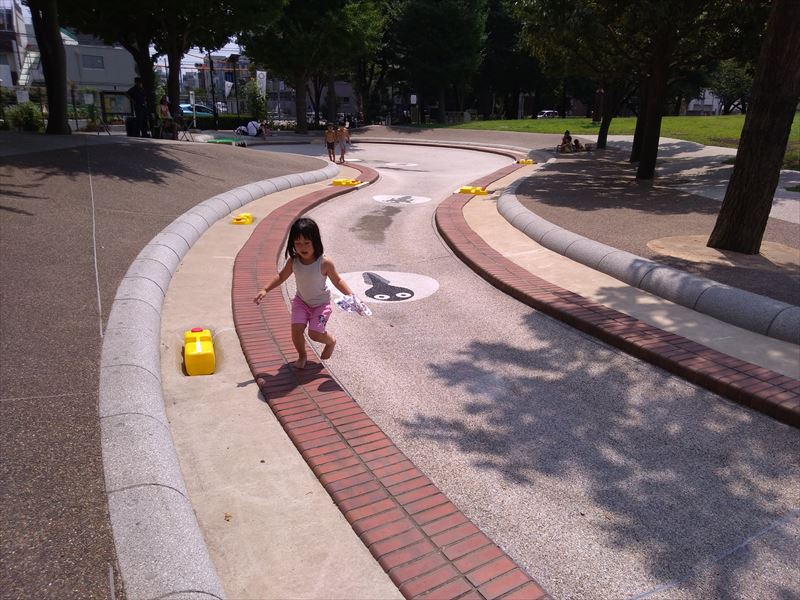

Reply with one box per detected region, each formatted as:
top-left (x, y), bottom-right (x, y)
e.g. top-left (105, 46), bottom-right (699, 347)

top-left (7, 102), bottom-right (44, 132)
top-left (244, 78), bottom-right (266, 121)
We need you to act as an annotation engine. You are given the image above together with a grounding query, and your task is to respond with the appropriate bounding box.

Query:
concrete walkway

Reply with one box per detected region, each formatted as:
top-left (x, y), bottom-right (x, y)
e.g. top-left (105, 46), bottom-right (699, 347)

top-left (2, 127), bottom-right (796, 599)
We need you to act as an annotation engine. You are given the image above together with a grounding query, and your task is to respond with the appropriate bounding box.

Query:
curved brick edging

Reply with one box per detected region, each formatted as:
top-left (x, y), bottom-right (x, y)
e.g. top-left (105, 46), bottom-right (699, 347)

top-left (232, 164), bottom-right (550, 600)
top-left (435, 168), bottom-right (800, 429)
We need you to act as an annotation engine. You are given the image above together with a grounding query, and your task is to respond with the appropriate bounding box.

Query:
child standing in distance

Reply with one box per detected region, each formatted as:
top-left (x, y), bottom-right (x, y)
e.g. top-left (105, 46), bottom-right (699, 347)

top-left (324, 123), bottom-right (337, 161)
top-left (253, 217), bottom-right (355, 368)
top-left (336, 121), bottom-right (350, 163)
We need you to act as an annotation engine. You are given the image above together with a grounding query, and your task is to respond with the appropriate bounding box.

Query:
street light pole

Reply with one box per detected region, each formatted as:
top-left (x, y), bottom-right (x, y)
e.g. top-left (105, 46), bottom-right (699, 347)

top-left (208, 51), bottom-right (219, 129)
top-left (228, 54), bottom-right (241, 117)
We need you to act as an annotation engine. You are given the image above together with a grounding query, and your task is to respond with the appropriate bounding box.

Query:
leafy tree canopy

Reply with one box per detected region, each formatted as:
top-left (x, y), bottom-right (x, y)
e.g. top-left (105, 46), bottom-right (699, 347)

top-left (394, 0), bottom-right (488, 102)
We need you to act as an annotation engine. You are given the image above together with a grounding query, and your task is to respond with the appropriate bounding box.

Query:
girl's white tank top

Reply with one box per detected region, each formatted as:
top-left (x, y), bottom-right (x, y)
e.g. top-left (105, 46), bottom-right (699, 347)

top-left (293, 256), bottom-right (330, 307)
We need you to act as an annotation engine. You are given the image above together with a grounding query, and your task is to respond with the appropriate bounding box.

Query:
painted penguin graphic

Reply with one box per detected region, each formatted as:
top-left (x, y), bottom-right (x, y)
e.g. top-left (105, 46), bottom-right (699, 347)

top-left (362, 272), bottom-right (414, 301)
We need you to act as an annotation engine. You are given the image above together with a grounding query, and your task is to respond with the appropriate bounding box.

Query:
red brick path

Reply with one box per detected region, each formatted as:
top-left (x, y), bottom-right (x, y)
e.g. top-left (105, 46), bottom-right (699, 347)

top-left (232, 164), bottom-right (550, 600)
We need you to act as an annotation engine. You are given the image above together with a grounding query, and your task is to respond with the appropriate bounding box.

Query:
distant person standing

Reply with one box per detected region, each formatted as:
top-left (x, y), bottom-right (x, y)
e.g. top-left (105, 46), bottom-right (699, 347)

top-left (126, 77), bottom-right (148, 137)
top-left (324, 123), bottom-right (337, 161)
top-left (158, 96), bottom-right (178, 140)
top-left (335, 121), bottom-right (350, 164)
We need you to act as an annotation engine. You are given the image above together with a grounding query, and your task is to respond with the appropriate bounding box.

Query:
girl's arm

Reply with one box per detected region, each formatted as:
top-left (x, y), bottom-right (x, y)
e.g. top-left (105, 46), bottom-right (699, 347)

top-left (322, 257), bottom-right (354, 296)
top-left (254, 260), bottom-right (293, 304)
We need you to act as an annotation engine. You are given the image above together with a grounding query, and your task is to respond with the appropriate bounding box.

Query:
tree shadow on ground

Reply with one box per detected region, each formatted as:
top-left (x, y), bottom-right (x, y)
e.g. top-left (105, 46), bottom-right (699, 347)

top-left (405, 310), bottom-right (800, 591)
top-left (512, 153), bottom-right (799, 304)
top-left (8, 143), bottom-right (210, 186)
top-left (518, 155), bottom-right (724, 216)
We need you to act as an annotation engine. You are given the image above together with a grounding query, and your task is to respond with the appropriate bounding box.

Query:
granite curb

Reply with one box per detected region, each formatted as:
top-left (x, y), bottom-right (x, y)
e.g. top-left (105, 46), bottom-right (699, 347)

top-left (497, 179), bottom-right (800, 344)
top-left (435, 167), bottom-right (800, 428)
top-left (232, 163), bottom-right (551, 600)
top-left (98, 162), bottom-right (339, 599)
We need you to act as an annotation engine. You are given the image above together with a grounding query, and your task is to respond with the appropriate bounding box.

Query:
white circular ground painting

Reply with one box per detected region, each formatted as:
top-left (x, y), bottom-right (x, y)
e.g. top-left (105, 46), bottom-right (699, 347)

top-left (338, 271), bottom-right (439, 303)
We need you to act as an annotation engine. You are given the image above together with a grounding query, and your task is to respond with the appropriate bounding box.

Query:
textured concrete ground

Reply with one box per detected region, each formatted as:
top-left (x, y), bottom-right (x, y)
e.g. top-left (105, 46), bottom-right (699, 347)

top-left (0, 132), bottom-right (322, 599)
top-left (514, 149), bottom-right (799, 305)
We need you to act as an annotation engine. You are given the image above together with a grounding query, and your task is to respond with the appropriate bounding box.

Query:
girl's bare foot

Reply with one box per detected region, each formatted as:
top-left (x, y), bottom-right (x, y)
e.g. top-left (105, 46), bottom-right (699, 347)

top-left (293, 355), bottom-right (307, 369)
top-left (320, 338), bottom-right (336, 359)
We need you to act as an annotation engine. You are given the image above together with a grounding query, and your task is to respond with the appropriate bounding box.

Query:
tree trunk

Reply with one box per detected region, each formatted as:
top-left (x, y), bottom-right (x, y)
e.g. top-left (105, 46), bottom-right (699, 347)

top-left (596, 85), bottom-right (616, 150)
top-left (166, 46), bottom-right (182, 117)
top-left (122, 38), bottom-right (157, 125)
top-left (326, 69), bottom-right (337, 124)
top-left (629, 79), bottom-right (647, 163)
top-left (294, 70), bottom-right (308, 133)
top-left (636, 43), bottom-right (672, 180)
top-left (307, 73), bottom-right (323, 123)
top-left (672, 93), bottom-right (682, 115)
top-left (29, 0), bottom-right (69, 134)
top-left (438, 86), bottom-right (447, 124)
top-left (707, 0), bottom-right (800, 254)
top-left (509, 87), bottom-right (519, 119)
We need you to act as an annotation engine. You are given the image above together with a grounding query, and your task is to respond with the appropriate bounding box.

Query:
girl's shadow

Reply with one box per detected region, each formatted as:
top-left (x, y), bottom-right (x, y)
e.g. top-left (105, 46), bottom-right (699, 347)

top-left (255, 361), bottom-right (343, 401)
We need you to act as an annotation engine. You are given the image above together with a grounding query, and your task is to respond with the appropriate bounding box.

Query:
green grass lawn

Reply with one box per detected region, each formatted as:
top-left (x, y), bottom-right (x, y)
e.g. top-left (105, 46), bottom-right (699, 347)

top-left (447, 113), bottom-right (799, 170)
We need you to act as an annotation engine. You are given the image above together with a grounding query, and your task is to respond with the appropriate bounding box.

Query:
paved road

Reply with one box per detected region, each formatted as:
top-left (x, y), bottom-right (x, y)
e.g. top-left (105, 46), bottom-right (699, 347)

top-left (273, 143), bottom-right (800, 599)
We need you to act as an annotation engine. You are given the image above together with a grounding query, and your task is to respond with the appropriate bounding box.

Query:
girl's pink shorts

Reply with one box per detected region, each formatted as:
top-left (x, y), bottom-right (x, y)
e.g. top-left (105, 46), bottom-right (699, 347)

top-left (291, 295), bottom-right (332, 333)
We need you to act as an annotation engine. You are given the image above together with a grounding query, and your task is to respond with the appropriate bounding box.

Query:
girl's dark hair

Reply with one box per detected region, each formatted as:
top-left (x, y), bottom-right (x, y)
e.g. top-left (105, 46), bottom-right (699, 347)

top-left (286, 217), bottom-right (324, 259)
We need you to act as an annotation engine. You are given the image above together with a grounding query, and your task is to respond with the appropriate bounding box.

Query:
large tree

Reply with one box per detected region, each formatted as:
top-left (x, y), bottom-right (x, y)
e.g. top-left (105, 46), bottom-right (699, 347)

top-left (519, 0), bottom-right (769, 177)
top-left (395, 0), bottom-right (487, 122)
top-left (352, 0), bottom-right (404, 122)
top-left (60, 0), bottom-right (161, 123)
top-left (307, 0), bottom-right (385, 123)
top-left (339, 0), bottom-right (386, 119)
top-left (477, 0), bottom-right (543, 120)
top-left (63, 1), bottom-right (278, 119)
top-left (152, 1), bottom-right (281, 118)
top-left (24, 0), bottom-right (70, 134)
top-left (517, 0), bottom-right (639, 149)
top-left (628, 0), bottom-right (769, 178)
top-left (240, 0), bottom-right (337, 132)
top-left (707, 59), bottom-right (754, 115)
top-left (707, 0), bottom-right (800, 254)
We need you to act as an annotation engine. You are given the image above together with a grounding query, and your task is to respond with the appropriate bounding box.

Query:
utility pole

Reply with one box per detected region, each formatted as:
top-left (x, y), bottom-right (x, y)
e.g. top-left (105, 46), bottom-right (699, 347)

top-left (229, 53), bottom-right (241, 117)
top-left (208, 51), bottom-right (219, 129)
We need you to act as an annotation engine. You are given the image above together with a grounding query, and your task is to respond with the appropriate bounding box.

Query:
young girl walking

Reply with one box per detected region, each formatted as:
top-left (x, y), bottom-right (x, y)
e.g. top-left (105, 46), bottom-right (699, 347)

top-left (254, 217), bottom-right (355, 368)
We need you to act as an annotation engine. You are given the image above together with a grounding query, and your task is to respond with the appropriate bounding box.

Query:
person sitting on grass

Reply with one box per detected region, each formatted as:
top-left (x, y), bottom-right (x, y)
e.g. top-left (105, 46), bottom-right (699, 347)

top-left (572, 138), bottom-right (584, 152)
top-left (558, 130), bottom-right (573, 152)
